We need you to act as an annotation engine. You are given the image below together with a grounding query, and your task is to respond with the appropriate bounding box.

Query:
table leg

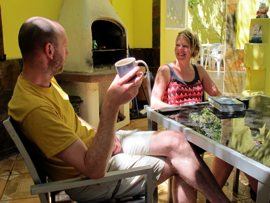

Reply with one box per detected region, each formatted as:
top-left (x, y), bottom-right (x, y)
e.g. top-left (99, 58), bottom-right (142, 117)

top-left (256, 182), bottom-right (270, 203)
top-left (168, 177), bottom-right (173, 203)
top-left (148, 119), bottom-right (157, 131)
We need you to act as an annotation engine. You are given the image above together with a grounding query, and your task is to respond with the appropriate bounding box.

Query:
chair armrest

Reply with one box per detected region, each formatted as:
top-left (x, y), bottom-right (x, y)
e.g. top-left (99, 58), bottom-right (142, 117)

top-left (31, 165), bottom-right (154, 195)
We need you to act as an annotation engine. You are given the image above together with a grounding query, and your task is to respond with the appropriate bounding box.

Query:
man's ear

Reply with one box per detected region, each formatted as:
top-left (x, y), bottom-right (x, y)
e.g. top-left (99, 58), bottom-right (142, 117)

top-left (45, 43), bottom-right (55, 59)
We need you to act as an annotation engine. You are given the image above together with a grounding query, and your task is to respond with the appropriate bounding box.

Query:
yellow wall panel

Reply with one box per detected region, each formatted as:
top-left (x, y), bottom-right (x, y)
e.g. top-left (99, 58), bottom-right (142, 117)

top-left (0, 0), bottom-right (63, 59)
top-left (111, 0), bottom-right (152, 48)
top-left (133, 0), bottom-right (152, 48)
top-left (110, 0), bottom-right (134, 47)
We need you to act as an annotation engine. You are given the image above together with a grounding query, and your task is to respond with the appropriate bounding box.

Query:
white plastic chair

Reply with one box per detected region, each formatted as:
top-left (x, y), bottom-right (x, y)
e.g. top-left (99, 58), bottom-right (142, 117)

top-left (200, 44), bottom-right (213, 69)
top-left (209, 44), bottom-right (225, 73)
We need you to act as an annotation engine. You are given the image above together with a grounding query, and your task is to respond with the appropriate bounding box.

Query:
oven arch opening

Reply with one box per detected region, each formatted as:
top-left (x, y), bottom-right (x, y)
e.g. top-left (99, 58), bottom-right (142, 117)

top-left (91, 19), bottom-right (127, 67)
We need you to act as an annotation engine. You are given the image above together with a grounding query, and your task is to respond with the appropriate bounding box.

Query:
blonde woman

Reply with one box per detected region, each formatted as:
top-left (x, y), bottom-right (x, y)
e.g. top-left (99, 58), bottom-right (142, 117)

top-left (151, 30), bottom-right (222, 202)
top-left (151, 29), bottom-right (220, 109)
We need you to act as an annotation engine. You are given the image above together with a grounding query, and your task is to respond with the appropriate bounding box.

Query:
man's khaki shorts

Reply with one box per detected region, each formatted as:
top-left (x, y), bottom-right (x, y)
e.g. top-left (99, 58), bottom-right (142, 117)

top-left (66, 130), bottom-right (165, 202)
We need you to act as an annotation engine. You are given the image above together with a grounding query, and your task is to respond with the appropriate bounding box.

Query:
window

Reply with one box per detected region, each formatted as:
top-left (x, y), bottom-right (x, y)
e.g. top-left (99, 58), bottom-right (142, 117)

top-left (166, 0), bottom-right (187, 28)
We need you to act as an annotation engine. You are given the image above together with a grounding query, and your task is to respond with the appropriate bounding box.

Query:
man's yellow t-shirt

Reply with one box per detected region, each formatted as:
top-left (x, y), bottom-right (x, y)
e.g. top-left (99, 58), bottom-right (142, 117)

top-left (8, 75), bottom-right (95, 180)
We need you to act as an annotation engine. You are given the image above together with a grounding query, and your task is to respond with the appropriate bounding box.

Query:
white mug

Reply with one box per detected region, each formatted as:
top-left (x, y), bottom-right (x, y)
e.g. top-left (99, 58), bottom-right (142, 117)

top-left (115, 57), bottom-right (149, 78)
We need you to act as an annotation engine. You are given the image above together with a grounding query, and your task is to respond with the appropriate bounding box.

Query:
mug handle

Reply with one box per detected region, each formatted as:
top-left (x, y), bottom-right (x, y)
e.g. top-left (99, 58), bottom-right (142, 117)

top-left (135, 60), bottom-right (152, 104)
top-left (135, 60), bottom-right (149, 78)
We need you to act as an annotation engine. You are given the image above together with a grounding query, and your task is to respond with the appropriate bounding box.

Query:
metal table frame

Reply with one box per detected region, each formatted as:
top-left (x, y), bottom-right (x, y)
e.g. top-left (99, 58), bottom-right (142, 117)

top-left (145, 105), bottom-right (270, 203)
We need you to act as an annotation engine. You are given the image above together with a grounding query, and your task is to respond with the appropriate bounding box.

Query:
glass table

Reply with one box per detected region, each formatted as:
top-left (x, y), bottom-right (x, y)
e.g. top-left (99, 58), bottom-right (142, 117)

top-left (145, 95), bottom-right (270, 203)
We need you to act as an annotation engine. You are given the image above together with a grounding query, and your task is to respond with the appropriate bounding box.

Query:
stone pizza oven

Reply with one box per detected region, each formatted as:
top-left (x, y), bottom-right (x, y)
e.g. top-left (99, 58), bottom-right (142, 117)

top-left (59, 0), bottom-right (128, 73)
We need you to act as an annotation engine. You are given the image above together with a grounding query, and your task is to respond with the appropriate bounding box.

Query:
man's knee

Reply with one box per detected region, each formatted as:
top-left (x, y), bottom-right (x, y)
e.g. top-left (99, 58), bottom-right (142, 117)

top-left (159, 130), bottom-right (190, 153)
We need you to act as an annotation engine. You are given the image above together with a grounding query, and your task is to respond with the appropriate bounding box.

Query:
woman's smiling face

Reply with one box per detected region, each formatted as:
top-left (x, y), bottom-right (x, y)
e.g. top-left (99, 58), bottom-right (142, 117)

top-left (175, 35), bottom-right (192, 62)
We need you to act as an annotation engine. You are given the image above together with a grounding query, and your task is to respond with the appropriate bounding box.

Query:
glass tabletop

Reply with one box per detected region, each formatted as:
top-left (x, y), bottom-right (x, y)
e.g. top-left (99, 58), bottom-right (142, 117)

top-left (157, 95), bottom-right (270, 167)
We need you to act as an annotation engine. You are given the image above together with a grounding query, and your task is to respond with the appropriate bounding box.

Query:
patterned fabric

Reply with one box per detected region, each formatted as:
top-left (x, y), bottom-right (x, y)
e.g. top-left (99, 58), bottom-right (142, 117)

top-left (162, 64), bottom-right (204, 105)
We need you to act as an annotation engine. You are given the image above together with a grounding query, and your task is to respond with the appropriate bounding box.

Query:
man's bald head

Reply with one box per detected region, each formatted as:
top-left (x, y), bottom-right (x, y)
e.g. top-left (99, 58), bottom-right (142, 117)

top-left (18, 17), bottom-right (64, 59)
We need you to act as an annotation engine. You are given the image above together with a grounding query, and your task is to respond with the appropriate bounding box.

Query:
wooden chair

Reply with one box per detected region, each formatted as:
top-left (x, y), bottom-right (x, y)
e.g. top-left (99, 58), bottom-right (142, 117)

top-left (3, 117), bottom-right (155, 203)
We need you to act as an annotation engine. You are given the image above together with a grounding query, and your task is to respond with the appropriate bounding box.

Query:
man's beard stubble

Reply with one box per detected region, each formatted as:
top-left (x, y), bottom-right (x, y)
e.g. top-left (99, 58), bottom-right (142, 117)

top-left (48, 51), bottom-right (65, 75)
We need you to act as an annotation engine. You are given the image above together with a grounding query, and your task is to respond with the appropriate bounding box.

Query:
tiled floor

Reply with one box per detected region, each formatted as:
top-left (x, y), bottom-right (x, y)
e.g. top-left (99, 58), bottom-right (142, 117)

top-left (0, 118), bottom-right (255, 203)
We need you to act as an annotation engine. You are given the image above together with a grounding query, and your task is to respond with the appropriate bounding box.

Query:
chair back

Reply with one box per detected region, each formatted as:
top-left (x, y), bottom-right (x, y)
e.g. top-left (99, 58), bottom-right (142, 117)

top-left (3, 117), bottom-right (49, 203)
top-left (146, 70), bottom-right (154, 105)
top-left (210, 44), bottom-right (225, 60)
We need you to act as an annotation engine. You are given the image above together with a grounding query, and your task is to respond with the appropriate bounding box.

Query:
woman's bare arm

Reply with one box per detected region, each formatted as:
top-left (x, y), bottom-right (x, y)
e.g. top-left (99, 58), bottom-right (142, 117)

top-left (151, 65), bottom-right (177, 109)
top-left (197, 65), bottom-right (221, 96)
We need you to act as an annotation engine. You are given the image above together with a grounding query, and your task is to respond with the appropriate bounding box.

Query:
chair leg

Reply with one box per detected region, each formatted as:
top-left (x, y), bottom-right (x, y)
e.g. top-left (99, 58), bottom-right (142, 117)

top-left (50, 191), bottom-right (57, 203)
top-left (148, 120), bottom-right (158, 131)
top-left (168, 177), bottom-right (173, 203)
top-left (130, 97), bottom-right (140, 119)
top-left (233, 169), bottom-right (240, 195)
top-left (217, 59), bottom-right (221, 73)
top-left (153, 187), bottom-right (158, 203)
top-left (204, 56), bottom-right (209, 69)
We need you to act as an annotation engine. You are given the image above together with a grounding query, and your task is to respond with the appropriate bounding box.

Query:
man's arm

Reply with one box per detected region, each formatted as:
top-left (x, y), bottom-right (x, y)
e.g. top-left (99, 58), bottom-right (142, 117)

top-left (57, 67), bottom-right (144, 179)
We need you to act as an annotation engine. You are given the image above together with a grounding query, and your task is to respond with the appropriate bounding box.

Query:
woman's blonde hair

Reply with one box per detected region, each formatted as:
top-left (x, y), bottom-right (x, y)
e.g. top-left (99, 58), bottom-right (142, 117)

top-left (176, 30), bottom-right (200, 58)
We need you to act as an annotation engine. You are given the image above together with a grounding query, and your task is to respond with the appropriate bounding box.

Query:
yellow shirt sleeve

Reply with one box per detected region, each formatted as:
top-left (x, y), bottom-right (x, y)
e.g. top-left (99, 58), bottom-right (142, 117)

top-left (22, 106), bottom-right (80, 158)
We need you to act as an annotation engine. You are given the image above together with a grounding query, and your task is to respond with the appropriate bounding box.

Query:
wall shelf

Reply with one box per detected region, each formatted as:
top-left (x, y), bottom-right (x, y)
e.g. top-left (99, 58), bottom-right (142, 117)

top-left (244, 19), bottom-right (270, 96)
top-left (244, 43), bottom-right (267, 70)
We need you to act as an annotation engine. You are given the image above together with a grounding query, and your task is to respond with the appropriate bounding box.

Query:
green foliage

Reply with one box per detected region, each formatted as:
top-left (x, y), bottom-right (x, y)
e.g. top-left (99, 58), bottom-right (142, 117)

top-left (188, 0), bottom-right (226, 43)
top-left (189, 108), bottom-right (221, 141)
top-left (188, 0), bottom-right (202, 8)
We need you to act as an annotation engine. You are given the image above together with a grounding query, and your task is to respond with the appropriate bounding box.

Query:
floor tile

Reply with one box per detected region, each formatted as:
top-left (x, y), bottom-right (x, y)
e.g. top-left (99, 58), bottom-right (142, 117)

top-left (11, 155), bottom-right (28, 175)
top-left (158, 180), bottom-right (170, 203)
top-left (0, 155), bottom-right (17, 177)
top-left (1, 173), bottom-right (37, 201)
top-left (0, 176), bottom-right (8, 200)
top-left (121, 118), bottom-right (148, 131)
top-left (0, 197), bottom-right (40, 203)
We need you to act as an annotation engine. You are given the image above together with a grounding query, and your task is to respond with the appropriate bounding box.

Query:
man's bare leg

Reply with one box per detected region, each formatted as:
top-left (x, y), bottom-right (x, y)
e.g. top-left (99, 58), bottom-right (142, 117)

top-left (149, 130), bottom-right (230, 203)
top-left (172, 176), bottom-right (197, 203)
top-left (157, 160), bottom-right (197, 203)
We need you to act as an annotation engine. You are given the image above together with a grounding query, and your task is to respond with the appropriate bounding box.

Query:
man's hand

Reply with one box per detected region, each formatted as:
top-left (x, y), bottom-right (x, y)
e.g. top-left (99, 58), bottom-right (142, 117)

top-left (112, 136), bottom-right (123, 156)
top-left (106, 66), bottom-right (144, 107)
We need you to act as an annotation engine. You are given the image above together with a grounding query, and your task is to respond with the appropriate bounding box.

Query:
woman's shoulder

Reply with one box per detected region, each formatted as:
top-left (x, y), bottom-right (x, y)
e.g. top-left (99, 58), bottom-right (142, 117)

top-left (193, 63), bottom-right (203, 71)
top-left (158, 64), bottom-right (171, 74)
top-left (193, 64), bottom-right (206, 80)
top-left (155, 64), bottom-right (172, 82)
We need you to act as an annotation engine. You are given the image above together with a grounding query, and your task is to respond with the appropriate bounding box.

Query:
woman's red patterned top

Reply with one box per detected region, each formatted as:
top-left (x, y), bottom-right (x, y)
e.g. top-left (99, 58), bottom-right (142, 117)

top-left (162, 64), bottom-right (204, 106)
